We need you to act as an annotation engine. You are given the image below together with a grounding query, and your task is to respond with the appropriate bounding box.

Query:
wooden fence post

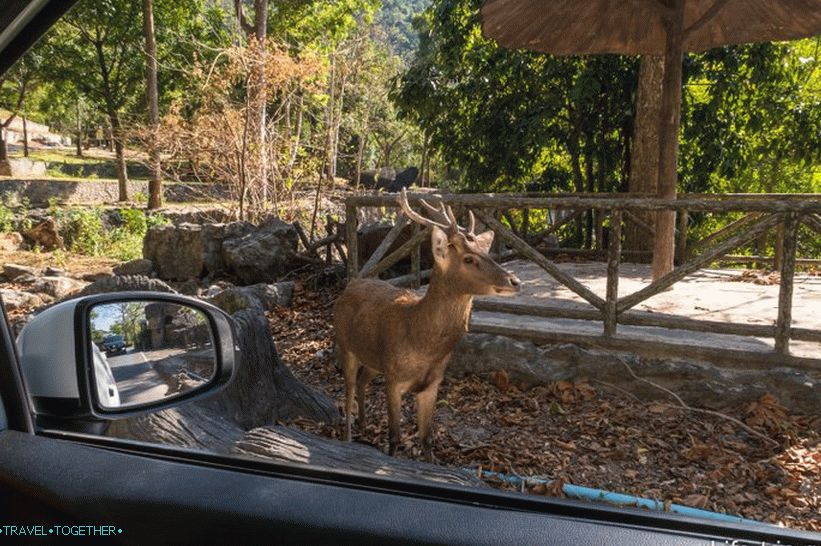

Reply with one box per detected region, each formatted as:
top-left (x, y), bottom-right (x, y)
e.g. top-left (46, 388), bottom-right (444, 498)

top-left (411, 222), bottom-right (421, 289)
top-left (345, 202), bottom-right (358, 280)
top-left (604, 210), bottom-right (622, 336)
top-left (676, 208), bottom-right (688, 263)
top-left (775, 213), bottom-right (799, 354)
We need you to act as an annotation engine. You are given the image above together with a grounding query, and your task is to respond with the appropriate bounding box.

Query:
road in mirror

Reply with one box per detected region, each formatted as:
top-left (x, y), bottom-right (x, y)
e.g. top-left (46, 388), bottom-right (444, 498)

top-left (88, 301), bottom-right (217, 409)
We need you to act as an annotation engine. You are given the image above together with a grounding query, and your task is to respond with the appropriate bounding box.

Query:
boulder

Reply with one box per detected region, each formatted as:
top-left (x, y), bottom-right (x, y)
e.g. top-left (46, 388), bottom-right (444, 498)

top-left (143, 223), bottom-right (204, 281)
top-left (74, 274), bottom-right (177, 299)
top-left (205, 281), bottom-right (294, 314)
top-left (221, 219), bottom-right (299, 284)
top-left (81, 271), bottom-right (113, 283)
top-left (0, 232), bottom-right (24, 252)
top-left (29, 276), bottom-right (87, 299)
top-left (390, 167), bottom-right (419, 192)
top-left (201, 222), bottom-right (255, 276)
top-left (113, 258), bottom-right (155, 277)
top-left (23, 218), bottom-right (64, 251)
top-left (0, 289), bottom-right (44, 310)
top-left (358, 170), bottom-right (377, 189)
top-left (2, 263), bottom-right (39, 281)
top-left (177, 279), bottom-right (200, 296)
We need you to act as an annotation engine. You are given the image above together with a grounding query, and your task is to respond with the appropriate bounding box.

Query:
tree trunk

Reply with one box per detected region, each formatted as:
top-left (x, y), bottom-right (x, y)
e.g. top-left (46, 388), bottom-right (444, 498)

top-left (75, 99), bottom-right (83, 157)
top-left (0, 132), bottom-right (7, 162)
top-left (651, 1), bottom-right (684, 280)
top-left (625, 55), bottom-right (664, 258)
top-left (109, 111), bottom-right (129, 201)
top-left (355, 132), bottom-right (367, 188)
top-left (22, 117), bottom-right (29, 157)
top-left (143, 0), bottom-right (163, 210)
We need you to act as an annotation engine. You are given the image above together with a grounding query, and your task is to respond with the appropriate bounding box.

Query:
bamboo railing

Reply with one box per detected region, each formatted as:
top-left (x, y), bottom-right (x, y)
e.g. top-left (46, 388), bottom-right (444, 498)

top-left (345, 192), bottom-right (821, 369)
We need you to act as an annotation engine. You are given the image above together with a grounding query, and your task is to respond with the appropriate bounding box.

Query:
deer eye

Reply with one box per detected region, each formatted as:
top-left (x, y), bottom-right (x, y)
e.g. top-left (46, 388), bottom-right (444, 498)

top-left (463, 255), bottom-right (475, 265)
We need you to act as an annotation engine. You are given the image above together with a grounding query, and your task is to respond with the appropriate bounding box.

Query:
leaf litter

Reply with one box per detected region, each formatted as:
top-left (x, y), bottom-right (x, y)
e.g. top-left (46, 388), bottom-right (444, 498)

top-left (270, 280), bottom-right (820, 532)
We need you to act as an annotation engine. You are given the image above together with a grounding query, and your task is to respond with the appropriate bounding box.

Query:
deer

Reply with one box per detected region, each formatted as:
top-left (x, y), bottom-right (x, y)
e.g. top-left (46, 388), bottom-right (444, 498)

top-left (333, 188), bottom-right (521, 461)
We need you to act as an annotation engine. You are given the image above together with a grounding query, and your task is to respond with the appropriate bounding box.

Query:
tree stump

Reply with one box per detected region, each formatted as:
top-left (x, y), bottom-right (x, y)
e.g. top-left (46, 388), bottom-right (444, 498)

top-left (234, 426), bottom-right (486, 488)
top-left (102, 276), bottom-right (476, 487)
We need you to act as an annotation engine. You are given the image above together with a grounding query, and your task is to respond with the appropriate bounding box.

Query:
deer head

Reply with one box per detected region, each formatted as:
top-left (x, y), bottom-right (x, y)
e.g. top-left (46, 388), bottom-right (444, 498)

top-left (397, 189), bottom-right (521, 296)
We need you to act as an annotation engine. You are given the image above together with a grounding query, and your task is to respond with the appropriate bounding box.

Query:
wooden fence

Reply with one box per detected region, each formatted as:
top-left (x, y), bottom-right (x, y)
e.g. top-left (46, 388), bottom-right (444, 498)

top-left (344, 192), bottom-right (821, 369)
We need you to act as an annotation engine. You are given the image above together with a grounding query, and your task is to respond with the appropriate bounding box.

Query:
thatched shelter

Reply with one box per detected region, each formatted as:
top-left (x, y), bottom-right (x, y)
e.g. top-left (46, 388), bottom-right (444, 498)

top-left (481, 0), bottom-right (821, 278)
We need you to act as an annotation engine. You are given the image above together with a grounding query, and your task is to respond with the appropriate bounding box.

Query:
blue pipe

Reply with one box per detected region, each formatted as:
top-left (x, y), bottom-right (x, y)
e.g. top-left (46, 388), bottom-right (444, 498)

top-left (464, 468), bottom-right (763, 525)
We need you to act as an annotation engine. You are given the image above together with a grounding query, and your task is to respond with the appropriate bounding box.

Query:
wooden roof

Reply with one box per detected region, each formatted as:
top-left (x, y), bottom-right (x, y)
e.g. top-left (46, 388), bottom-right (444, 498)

top-left (481, 0), bottom-right (821, 55)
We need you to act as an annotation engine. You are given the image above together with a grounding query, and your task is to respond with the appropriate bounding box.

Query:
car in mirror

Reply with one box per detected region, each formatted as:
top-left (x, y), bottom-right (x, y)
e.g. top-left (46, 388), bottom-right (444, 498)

top-left (16, 292), bottom-right (237, 428)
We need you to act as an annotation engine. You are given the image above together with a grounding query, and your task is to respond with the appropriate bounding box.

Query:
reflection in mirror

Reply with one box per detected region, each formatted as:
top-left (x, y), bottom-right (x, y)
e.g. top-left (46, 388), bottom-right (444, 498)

top-left (88, 301), bottom-right (216, 409)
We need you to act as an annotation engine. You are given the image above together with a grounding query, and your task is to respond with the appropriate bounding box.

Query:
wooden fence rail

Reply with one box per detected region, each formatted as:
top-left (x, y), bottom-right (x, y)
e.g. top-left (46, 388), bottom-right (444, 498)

top-left (345, 192), bottom-right (821, 369)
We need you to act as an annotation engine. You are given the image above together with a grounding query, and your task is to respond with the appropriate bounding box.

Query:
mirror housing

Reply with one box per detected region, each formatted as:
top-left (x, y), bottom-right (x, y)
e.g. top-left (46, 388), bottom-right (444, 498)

top-left (16, 292), bottom-right (237, 425)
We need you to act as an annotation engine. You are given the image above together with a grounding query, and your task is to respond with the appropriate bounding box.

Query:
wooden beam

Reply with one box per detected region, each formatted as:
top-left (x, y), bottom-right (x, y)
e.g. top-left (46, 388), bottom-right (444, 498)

top-left (604, 211), bottom-right (622, 336)
top-left (346, 193), bottom-right (821, 214)
top-left (687, 212), bottom-right (759, 255)
top-left (718, 255), bottom-right (821, 266)
top-left (475, 210), bottom-right (606, 311)
top-left (617, 213), bottom-right (782, 313)
top-left (410, 222), bottom-right (421, 288)
top-left (624, 209), bottom-right (655, 237)
top-left (775, 213), bottom-right (799, 354)
top-left (388, 268), bottom-right (433, 288)
top-left (469, 319), bottom-right (821, 371)
top-left (345, 202), bottom-right (358, 280)
top-left (683, 0), bottom-right (730, 37)
top-left (473, 299), bottom-right (821, 344)
top-left (676, 208), bottom-right (688, 261)
top-left (361, 226), bottom-right (430, 279)
top-left (802, 213), bottom-right (821, 235)
top-left (358, 214), bottom-right (409, 278)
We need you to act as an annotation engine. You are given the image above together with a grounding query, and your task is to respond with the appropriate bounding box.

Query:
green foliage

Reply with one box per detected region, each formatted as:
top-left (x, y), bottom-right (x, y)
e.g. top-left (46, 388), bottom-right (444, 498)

top-left (395, 0), bottom-right (820, 200)
top-left (54, 207), bottom-right (168, 261)
top-left (0, 203), bottom-right (14, 233)
top-left (393, 0), bottom-right (636, 192)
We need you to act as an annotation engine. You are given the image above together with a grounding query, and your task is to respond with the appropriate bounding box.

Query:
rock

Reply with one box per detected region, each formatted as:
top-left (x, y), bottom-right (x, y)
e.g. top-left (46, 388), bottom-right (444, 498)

top-left (0, 232), bottom-right (24, 252)
top-left (43, 266), bottom-right (66, 277)
top-left (23, 218), bottom-right (64, 250)
top-left (358, 170), bottom-right (377, 189)
top-left (201, 222), bottom-right (255, 275)
top-left (390, 167), bottom-right (419, 192)
top-left (0, 289), bottom-right (43, 310)
top-left (177, 279), bottom-right (200, 296)
top-left (113, 258), bottom-right (155, 277)
top-left (143, 223), bottom-right (204, 281)
top-left (74, 275), bottom-right (177, 299)
top-left (81, 271), bottom-right (113, 283)
top-left (2, 263), bottom-right (39, 281)
top-left (29, 276), bottom-right (87, 299)
top-left (221, 219), bottom-right (299, 284)
top-left (206, 281), bottom-right (294, 314)
top-left (204, 282), bottom-right (231, 298)
top-left (448, 334), bottom-right (821, 414)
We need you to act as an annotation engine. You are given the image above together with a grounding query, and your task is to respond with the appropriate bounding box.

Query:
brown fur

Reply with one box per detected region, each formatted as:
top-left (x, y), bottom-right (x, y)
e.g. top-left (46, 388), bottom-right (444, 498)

top-left (334, 226), bottom-right (520, 460)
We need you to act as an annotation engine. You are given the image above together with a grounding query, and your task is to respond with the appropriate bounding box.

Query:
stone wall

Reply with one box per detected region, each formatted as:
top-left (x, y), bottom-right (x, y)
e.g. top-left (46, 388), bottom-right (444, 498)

top-left (449, 333), bottom-right (820, 414)
top-left (0, 179), bottom-right (229, 206)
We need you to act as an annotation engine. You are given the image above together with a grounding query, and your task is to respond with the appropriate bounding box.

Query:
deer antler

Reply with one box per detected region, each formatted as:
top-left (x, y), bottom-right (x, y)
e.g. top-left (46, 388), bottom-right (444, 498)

top-left (397, 188), bottom-right (454, 233)
top-left (397, 188), bottom-right (476, 236)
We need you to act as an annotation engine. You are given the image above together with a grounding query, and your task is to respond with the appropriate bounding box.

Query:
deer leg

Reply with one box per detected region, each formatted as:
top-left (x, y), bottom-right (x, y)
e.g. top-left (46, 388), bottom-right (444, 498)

top-left (339, 349), bottom-right (359, 442)
top-left (356, 366), bottom-right (379, 429)
top-left (416, 380), bottom-right (443, 463)
top-left (386, 382), bottom-right (404, 456)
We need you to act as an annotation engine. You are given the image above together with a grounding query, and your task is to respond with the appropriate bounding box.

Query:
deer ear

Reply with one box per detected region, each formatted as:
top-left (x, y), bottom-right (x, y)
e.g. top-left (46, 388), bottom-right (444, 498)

top-left (430, 226), bottom-right (450, 267)
top-left (474, 230), bottom-right (494, 253)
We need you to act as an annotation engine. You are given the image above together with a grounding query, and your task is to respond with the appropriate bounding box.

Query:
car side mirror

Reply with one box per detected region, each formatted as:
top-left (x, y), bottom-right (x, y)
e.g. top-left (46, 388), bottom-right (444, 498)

top-left (16, 292), bottom-right (237, 425)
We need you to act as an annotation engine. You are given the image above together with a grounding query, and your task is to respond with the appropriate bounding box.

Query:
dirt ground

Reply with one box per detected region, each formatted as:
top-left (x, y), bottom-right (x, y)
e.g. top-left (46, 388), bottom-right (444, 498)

top-left (271, 278), bottom-right (820, 532)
